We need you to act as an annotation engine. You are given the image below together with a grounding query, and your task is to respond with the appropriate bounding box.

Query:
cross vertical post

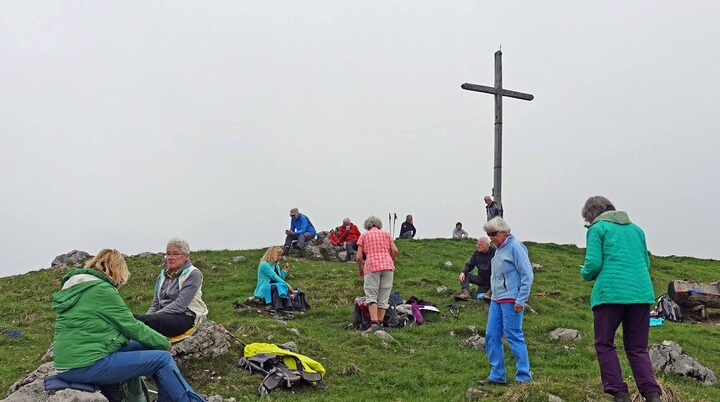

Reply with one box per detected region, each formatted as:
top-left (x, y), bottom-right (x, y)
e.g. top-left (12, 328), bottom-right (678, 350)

top-left (461, 50), bottom-right (534, 208)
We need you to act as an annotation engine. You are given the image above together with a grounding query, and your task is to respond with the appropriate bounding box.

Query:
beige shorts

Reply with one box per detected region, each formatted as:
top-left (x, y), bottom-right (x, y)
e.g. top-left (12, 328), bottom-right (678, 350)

top-left (363, 270), bottom-right (394, 309)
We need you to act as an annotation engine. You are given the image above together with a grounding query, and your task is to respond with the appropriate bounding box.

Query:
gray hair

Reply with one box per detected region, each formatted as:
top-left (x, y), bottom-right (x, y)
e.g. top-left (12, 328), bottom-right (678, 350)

top-left (364, 216), bottom-right (383, 230)
top-left (483, 217), bottom-right (511, 234)
top-left (342, 218), bottom-right (351, 224)
top-left (581, 196), bottom-right (615, 223)
top-left (477, 237), bottom-right (491, 245)
top-left (167, 238), bottom-right (190, 254)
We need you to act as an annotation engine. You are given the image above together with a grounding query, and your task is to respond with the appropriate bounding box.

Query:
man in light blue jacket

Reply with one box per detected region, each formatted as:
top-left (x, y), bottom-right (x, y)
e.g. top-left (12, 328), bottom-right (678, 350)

top-left (283, 207), bottom-right (317, 255)
top-left (479, 217), bottom-right (534, 387)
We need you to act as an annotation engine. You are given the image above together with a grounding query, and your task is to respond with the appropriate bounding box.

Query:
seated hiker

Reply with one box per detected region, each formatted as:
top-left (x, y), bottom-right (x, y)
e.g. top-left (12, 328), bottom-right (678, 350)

top-left (456, 237), bottom-right (495, 301)
top-left (52, 249), bottom-right (206, 402)
top-left (254, 246), bottom-right (295, 312)
top-left (337, 218), bottom-right (361, 261)
top-left (453, 222), bottom-right (468, 239)
top-left (398, 214), bottom-right (416, 239)
top-left (135, 238), bottom-right (208, 338)
top-left (283, 207), bottom-right (317, 254)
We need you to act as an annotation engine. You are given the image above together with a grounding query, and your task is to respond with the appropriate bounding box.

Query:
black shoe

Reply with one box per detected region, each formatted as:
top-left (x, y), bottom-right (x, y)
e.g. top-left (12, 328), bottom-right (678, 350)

top-left (477, 378), bottom-right (506, 386)
top-left (644, 392), bottom-right (661, 402)
top-left (612, 391), bottom-right (631, 402)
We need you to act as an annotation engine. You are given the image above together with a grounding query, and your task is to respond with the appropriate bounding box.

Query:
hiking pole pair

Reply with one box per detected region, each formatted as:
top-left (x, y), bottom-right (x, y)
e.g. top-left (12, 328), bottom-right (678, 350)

top-left (388, 213), bottom-right (398, 237)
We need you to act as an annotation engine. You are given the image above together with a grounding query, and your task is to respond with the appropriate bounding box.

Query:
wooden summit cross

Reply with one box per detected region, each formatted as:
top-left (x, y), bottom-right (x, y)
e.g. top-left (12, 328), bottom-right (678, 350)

top-left (461, 50), bottom-right (533, 207)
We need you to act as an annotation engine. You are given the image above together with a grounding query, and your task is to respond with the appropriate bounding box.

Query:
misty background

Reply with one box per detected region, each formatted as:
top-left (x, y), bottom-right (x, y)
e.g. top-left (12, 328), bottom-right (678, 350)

top-left (2, 1), bottom-right (719, 277)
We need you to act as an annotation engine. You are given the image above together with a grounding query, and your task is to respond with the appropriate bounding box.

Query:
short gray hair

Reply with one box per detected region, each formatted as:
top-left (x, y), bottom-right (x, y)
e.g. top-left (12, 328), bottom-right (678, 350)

top-left (342, 218), bottom-right (351, 224)
top-left (167, 238), bottom-right (190, 254)
top-left (364, 216), bottom-right (383, 230)
top-left (581, 196), bottom-right (615, 223)
top-left (483, 217), bottom-right (511, 234)
top-left (477, 237), bottom-right (491, 245)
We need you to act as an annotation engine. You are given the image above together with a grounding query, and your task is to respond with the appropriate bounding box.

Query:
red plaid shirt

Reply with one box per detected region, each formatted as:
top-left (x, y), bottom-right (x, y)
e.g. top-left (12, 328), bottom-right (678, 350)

top-left (357, 228), bottom-right (395, 273)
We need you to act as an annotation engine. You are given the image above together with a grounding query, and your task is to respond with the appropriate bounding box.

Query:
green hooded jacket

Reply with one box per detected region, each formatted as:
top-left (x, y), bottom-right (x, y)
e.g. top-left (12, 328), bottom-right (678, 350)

top-left (580, 211), bottom-right (655, 309)
top-left (51, 269), bottom-right (170, 369)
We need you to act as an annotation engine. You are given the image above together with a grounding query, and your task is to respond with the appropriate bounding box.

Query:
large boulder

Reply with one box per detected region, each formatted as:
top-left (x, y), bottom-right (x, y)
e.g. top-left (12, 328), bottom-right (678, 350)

top-left (170, 320), bottom-right (232, 363)
top-left (51, 251), bottom-right (92, 269)
top-left (4, 362), bottom-right (107, 402)
top-left (649, 340), bottom-right (716, 385)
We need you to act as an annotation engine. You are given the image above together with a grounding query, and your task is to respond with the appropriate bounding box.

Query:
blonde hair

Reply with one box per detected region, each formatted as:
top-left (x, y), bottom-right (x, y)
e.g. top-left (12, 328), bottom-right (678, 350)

top-left (85, 249), bottom-right (130, 287)
top-left (261, 246), bottom-right (283, 263)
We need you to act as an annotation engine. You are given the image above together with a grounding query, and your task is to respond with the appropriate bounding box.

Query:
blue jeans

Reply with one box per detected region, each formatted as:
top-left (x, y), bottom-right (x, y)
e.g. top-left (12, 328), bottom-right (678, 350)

top-left (57, 341), bottom-right (204, 402)
top-left (485, 301), bottom-right (532, 383)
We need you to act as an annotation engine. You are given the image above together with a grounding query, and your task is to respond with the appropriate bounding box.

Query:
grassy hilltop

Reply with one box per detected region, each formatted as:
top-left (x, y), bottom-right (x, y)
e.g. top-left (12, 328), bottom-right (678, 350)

top-left (1, 239), bottom-right (719, 401)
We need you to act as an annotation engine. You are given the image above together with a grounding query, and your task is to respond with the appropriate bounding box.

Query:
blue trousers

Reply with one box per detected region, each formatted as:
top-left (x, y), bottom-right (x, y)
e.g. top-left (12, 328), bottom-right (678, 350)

top-left (485, 301), bottom-right (532, 383)
top-left (57, 341), bottom-right (203, 402)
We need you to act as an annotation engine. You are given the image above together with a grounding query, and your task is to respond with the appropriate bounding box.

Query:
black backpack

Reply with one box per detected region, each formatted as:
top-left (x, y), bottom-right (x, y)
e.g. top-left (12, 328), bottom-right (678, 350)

top-left (290, 288), bottom-right (310, 312)
top-left (656, 294), bottom-right (682, 322)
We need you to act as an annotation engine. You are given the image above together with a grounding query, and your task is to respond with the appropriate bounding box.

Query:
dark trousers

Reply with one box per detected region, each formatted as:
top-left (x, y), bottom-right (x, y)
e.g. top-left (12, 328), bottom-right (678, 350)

top-left (593, 304), bottom-right (661, 396)
top-left (460, 273), bottom-right (490, 293)
top-left (284, 232), bottom-right (315, 249)
top-left (345, 241), bottom-right (358, 260)
top-left (267, 285), bottom-right (291, 310)
top-left (135, 313), bottom-right (195, 338)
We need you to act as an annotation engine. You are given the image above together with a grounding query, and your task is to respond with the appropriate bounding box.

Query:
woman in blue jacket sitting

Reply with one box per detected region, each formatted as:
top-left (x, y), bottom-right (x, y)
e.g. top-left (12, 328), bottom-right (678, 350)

top-left (253, 246), bottom-right (294, 312)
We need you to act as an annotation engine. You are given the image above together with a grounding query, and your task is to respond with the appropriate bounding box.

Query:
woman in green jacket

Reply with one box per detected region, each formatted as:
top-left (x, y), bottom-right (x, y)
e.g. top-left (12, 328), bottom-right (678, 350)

top-left (580, 196), bottom-right (661, 402)
top-left (52, 249), bottom-right (205, 402)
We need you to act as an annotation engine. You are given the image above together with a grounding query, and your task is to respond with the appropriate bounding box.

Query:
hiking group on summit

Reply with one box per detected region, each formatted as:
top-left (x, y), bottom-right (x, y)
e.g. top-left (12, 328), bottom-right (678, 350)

top-left (47, 195), bottom-right (662, 402)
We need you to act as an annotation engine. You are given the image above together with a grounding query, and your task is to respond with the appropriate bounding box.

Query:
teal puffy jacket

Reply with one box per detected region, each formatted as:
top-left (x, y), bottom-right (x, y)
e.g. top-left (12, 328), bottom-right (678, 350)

top-left (580, 211), bottom-right (655, 309)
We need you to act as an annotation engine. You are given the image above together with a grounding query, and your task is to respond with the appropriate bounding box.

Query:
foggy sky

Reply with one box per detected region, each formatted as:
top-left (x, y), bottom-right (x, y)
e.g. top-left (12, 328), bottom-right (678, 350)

top-left (2, 1), bottom-right (719, 277)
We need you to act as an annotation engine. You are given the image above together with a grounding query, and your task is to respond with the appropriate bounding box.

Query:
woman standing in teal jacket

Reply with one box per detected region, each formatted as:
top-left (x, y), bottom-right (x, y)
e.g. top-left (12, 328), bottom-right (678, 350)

top-left (253, 246), bottom-right (294, 311)
top-left (580, 196), bottom-right (661, 402)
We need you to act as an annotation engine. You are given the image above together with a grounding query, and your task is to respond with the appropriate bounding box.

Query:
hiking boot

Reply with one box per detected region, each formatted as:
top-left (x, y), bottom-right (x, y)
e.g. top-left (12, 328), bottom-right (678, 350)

top-left (361, 323), bottom-right (380, 336)
top-left (454, 291), bottom-right (471, 301)
top-left (477, 378), bottom-right (506, 386)
top-left (612, 391), bottom-right (631, 402)
top-left (644, 392), bottom-right (661, 402)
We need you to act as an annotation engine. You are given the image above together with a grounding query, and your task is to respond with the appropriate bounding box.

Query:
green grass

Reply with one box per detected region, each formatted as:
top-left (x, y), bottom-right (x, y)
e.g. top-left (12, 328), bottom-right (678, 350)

top-left (1, 239), bottom-right (719, 401)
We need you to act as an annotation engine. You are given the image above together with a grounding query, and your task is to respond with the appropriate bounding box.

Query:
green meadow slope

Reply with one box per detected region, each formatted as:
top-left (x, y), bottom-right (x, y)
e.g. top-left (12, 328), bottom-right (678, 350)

top-left (1, 239), bottom-right (719, 401)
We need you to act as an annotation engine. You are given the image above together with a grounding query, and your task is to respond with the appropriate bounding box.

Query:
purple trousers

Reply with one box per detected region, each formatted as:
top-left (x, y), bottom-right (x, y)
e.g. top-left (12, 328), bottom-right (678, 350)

top-left (593, 304), bottom-right (661, 396)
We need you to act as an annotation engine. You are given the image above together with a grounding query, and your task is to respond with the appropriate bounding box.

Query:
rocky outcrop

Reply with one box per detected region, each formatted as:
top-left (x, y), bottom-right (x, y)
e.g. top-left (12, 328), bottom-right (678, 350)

top-left (170, 320), bottom-right (232, 363)
top-left (4, 362), bottom-right (107, 402)
top-left (51, 251), bottom-right (91, 269)
top-left (287, 231), bottom-right (349, 262)
top-left (649, 340), bottom-right (716, 385)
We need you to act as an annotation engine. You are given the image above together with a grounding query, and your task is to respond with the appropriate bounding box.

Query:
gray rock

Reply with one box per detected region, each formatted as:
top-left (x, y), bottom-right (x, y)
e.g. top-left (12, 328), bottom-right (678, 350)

top-left (337, 251), bottom-right (348, 261)
top-left (5, 362), bottom-right (108, 401)
top-left (51, 250), bottom-right (92, 268)
top-left (466, 387), bottom-right (487, 399)
top-left (231, 255), bottom-right (247, 263)
top-left (547, 393), bottom-right (563, 402)
top-left (436, 285), bottom-right (448, 294)
top-left (444, 261), bottom-right (453, 268)
top-left (301, 245), bottom-right (324, 260)
top-left (287, 328), bottom-right (301, 336)
top-left (468, 326), bottom-right (478, 335)
top-left (549, 328), bottom-right (582, 341)
top-left (170, 320), bottom-right (231, 363)
top-left (373, 330), bottom-right (396, 342)
top-left (531, 263), bottom-right (544, 271)
top-left (459, 335), bottom-right (485, 350)
top-left (649, 340), bottom-right (716, 384)
top-left (134, 252), bottom-right (158, 258)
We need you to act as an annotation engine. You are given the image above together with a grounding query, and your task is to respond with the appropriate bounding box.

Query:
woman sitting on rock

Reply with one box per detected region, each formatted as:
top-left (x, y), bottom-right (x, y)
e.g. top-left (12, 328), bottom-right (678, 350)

top-left (253, 246), bottom-right (294, 313)
top-left (135, 238), bottom-right (208, 338)
top-left (52, 248), bottom-right (206, 401)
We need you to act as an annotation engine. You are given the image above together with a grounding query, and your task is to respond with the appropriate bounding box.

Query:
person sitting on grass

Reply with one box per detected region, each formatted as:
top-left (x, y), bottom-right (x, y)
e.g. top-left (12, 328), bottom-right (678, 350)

top-left (455, 237), bottom-right (494, 301)
top-left (453, 222), bottom-right (469, 239)
top-left (52, 249), bottom-right (207, 402)
top-left (135, 238), bottom-right (208, 338)
top-left (253, 246), bottom-right (294, 314)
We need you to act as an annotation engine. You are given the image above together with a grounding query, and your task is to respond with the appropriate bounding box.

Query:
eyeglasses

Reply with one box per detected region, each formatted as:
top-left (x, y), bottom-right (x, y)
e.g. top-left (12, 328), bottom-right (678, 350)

top-left (486, 231), bottom-right (498, 237)
top-left (165, 253), bottom-right (185, 258)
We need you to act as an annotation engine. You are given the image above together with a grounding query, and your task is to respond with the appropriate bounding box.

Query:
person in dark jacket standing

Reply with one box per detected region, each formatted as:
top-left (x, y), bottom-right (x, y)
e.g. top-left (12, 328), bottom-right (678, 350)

top-left (484, 196), bottom-right (503, 221)
top-left (580, 196), bottom-right (661, 402)
top-left (52, 249), bottom-right (206, 402)
top-left (455, 237), bottom-right (495, 301)
top-left (398, 214), bottom-right (416, 239)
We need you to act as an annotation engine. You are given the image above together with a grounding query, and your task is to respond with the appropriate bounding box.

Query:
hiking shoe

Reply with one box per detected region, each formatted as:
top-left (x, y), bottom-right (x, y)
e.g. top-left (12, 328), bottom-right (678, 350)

top-left (454, 291), bottom-right (471, 301)
top-left (477, 379), bottom-right (506, 386)
top-left (612, 391), bottom-right (631, 402)
top-left (644, 392), bottom-right (661, 402)
top-left (361, 323), bottom-right (380, 336)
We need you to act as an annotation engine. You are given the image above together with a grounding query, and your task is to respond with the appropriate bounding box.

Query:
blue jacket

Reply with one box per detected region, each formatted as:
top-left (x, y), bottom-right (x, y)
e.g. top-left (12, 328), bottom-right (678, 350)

top-left (290, 213), bottom-right (316, 235)
top-left (253, 261), bottom-right (289, 303)
top-left (489, 235), bottom-right (534, 307)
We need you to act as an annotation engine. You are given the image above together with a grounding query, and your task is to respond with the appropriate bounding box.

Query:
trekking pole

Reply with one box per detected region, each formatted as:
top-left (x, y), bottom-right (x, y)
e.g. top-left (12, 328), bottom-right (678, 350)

top-left (393, 213), bottom-right (397, 238)
top-left (388, 213), bottom-right (392, 234)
